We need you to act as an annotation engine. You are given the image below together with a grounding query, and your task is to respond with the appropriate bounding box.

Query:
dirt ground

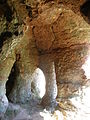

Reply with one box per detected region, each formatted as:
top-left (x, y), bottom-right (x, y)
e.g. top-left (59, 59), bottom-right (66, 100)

top-left (1, 99), bottom-right (60, 120)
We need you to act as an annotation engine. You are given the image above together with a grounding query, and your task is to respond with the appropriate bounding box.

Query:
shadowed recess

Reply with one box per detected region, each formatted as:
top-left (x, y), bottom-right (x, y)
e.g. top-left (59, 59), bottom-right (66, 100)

top-left (80, 0), bottom-right (90, 23)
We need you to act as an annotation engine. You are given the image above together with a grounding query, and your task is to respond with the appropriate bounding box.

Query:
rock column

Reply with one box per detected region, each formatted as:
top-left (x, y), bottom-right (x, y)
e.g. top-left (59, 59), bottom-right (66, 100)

top-left (8, 22), bottom-right (39, 103)
top-left (40, 56), bottom-right (57, 107)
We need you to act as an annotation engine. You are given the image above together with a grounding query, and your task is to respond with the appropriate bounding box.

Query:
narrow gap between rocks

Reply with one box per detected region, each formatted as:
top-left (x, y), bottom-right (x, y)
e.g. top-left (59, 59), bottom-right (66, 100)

top-left (6, 62), bottom-right (17, 101)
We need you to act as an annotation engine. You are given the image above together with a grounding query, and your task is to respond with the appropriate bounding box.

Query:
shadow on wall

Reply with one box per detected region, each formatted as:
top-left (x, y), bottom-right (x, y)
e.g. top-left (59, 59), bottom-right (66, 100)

top-left (80, 0), bottom-right (90, 24)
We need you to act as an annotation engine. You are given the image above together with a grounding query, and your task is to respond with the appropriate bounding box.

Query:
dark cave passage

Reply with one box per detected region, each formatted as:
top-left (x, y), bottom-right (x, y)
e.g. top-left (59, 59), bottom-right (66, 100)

top-left (0, 31), bottom-right (12, 49)
top-left (80, 0), bottom-right (90, 23)
top-left (6, 62), bottom-right (17, 101)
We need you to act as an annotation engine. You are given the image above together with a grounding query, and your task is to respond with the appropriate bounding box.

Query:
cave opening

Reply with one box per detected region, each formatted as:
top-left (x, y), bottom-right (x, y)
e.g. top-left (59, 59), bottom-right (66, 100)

top-left (6, 62), bottom-right (17, 101)
top-left (4, 2), bottom-right (13, 22)
top-left (6, 65), bottom-right (46, 102)
top-left (31, 68), bottom-right (46, 99)
top-left (0, 31), bottom-right (12, 50)
top-left (80, 0), bottom-right (90, 23)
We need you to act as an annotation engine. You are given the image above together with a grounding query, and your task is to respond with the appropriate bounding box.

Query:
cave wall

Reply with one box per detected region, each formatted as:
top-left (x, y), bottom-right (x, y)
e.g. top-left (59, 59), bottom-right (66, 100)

top-left (55, 45), bottom-right (89, 100)
top-left (0, 0), bottom-right (90, 117)
top-left (0, 53), bottom-right (15, 116)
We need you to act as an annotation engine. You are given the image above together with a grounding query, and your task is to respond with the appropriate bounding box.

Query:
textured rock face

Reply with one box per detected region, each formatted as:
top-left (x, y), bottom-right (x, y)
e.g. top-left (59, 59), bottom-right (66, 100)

top-left (31, 1), bottom-right (90, 53)
top-left (8, 22), bottom-right (39, 103)
top-left (0, 0), bottom-right (90, 117)
top-left (0, 54), bottom-right (15, 115)
top-left (55, 45), bottom-right (89, 99)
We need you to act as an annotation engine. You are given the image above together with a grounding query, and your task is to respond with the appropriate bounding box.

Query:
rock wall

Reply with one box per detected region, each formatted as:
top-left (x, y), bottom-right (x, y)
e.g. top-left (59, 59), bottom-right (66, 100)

top-left (0, 51), bottom-right (15, 116)
top-left (0, 0), bottom-right (90, 118)
top-left (55, 45), bottom-right (89, 100)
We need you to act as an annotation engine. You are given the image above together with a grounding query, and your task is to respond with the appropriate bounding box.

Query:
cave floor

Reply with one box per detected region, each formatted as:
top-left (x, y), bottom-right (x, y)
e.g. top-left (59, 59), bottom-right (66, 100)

top-left (2, 99), bottom-right (57, 120)
top-left (2, 86), bottom-right (90, 120)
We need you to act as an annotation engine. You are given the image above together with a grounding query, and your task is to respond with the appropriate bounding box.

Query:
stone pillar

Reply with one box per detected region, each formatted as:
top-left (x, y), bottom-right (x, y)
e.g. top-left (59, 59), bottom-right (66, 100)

top-left (8, 22), bottom-right (39, 103)
top-left (8, 44), bottom-right (38, 103)
top-left (40, 56), bottom-right (57, 107)
top-left (8, 62), bottom-right (32, 103)
top-left (0, 57), bottom-right (15, 116)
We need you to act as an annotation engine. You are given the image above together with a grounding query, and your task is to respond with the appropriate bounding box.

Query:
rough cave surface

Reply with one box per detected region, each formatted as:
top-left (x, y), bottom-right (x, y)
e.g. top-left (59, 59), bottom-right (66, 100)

top-left (0, 0), bottom-right (90, 120)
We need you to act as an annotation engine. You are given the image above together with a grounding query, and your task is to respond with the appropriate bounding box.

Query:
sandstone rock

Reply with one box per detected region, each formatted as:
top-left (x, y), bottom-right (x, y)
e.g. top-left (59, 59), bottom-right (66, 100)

top-left (0, 0), bottom-right (90, 119)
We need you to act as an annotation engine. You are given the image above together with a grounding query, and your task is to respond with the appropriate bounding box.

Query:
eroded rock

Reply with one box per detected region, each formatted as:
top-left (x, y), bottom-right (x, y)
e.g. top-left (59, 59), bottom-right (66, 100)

top-left (39, 56), bottom-right (57, 108)
top-left (0, 0), bottom-right (90, 119)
